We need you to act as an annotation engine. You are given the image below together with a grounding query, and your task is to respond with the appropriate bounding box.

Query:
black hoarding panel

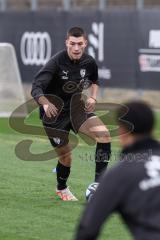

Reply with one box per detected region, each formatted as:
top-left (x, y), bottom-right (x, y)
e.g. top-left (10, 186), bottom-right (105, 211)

top-left (0, 10), bottom-right (160, 90)
top-left (137, 10), bottom-right (160, 90)
top-left (0, 12), bottom-right (65, 83)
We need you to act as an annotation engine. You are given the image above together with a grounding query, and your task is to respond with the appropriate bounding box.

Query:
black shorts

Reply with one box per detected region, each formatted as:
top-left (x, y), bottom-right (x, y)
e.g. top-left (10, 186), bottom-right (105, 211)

top-left (42, 96), bottom-right (95, 147)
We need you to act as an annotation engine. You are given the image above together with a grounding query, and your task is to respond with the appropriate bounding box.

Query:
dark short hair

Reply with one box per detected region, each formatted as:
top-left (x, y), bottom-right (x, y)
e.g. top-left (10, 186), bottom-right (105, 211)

top-left (116, 100), bottom-right (155, 135)
top-left (67, 26), bottom-right (87, 39)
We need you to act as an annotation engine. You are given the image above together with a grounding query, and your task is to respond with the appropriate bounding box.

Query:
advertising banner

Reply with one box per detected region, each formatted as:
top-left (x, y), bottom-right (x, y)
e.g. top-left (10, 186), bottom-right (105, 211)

top-left (0, 10), bottom-right (160, 89)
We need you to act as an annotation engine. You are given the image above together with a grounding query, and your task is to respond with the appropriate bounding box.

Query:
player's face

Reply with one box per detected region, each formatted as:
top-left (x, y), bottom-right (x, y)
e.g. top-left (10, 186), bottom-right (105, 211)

top-left (66, 36), bottom-right (87, 61)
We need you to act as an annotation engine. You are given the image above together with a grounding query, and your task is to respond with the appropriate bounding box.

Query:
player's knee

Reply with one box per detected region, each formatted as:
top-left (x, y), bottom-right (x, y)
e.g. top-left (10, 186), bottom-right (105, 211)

top-left (56, 146), bottom-right (71, 158)
top-left (96, 131), bottom-right (110, 143)
top-left (59, 154), bottom-right (72, 167)
top-left (56, 145), bottom-right (72, 166)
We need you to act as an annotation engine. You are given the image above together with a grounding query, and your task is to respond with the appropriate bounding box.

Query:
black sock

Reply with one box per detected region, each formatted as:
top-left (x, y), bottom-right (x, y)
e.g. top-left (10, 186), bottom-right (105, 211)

top-left (95, 142), bottom-right (111, 182)
top-left (56, 161), bottom-right (70, 190)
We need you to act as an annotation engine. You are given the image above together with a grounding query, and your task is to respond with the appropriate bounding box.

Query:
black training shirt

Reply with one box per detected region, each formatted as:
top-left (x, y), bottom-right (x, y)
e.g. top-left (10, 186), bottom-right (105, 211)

top-left (31, 50), bottom-right (99, 103)
top-left (75, 137), bottom-right (160, 240)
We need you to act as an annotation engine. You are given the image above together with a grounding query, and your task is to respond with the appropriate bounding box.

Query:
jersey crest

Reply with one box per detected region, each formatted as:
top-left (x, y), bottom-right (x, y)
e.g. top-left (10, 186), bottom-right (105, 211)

top-left (80, 69), bottom-right (86, 78)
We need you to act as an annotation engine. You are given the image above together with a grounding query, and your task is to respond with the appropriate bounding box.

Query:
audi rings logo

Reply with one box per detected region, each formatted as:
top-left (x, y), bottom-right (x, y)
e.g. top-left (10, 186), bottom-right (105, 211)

top-left (20, 32), bottom-right (52, 66)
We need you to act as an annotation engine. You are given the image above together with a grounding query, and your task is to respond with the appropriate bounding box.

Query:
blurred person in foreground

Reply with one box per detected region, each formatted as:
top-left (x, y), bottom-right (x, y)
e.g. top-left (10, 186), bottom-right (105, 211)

top-left (74, 100), bottom-right (160, 240)
top-left (31, 26), bottom-right (111, 201)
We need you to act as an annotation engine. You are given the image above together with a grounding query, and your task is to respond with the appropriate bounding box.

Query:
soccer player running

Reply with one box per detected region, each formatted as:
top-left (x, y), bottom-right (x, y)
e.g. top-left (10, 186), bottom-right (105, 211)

top-left (31, 27), bottom-right (111, 201)
top-left (74, 100), bottom-right (160, 240)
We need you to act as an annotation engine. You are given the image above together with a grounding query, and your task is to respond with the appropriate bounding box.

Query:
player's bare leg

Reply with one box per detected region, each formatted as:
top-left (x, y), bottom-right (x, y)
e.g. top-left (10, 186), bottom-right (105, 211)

top-left (79, 116), bottom-right (111, 181)
top-left (56, 144), bottom-right (72, 167)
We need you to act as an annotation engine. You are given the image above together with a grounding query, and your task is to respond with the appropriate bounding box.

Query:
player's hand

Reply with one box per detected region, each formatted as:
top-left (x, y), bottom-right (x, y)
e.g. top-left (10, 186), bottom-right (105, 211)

top-left (85, 97), bottom-right (96, 113)
top-left (43, 102), bottom-right (58, 118)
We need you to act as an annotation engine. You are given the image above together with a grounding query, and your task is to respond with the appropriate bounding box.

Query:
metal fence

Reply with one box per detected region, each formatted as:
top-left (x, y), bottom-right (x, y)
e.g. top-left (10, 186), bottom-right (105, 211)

top-left (1, 0), bottom-right (160, 11)
top-left (0, 0), bottom-right (146, 11)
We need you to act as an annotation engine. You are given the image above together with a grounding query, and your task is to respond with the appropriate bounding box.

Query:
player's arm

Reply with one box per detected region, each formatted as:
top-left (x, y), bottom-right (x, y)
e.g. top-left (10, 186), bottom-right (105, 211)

top-left (31, 58), bottom-right (58, 118)
top-left (85, 83), bottom-right (99, 112)
top-left (74, 164), bottom-right (127, 240)
top-left (85, 59), bottom-right (99, 112)
top-left (38, 95), bottom-right (58, 118)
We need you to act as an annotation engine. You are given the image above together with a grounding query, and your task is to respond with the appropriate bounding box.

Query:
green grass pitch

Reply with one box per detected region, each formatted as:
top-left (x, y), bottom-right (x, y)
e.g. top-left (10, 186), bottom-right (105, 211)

top-left (0, 110), bottom-right (160, 240)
